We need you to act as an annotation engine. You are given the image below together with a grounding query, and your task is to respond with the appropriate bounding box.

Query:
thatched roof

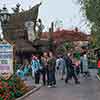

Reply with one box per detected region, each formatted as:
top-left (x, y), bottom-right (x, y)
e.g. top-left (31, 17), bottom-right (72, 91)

top-left (5, 3), bottom-right (41, 53)
top-left (33, 39), bottom-right (50, 46)
top-left (15, 39), bottom-right (36, 52)
top-left (41, 30), bottom-right (90, 44)
top-left (7, 3), bottom-right (41, 39)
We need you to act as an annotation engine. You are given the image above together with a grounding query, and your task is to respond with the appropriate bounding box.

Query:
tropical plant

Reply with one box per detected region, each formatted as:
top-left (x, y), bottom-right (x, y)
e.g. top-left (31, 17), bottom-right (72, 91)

top-left (78, 0), bottom-right (100, 48)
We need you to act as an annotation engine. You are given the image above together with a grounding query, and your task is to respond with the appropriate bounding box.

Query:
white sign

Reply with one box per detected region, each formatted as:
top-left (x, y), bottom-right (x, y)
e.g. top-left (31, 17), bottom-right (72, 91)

top-left (0, 40), bottom-right (13, 79)
top-left (25, 21), bottom-right (36, 42)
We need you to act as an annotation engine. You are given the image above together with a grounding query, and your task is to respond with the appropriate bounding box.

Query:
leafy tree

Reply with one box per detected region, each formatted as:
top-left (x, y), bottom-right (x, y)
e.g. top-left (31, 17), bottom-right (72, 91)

top-left (56, 45), bottom-right (66, 55)
top-left (78, 0), bottom-right (100, 48)
top-left (63, 41), bottom-right (73, 50)
top-left (56, 41), bottom-right (73, 55)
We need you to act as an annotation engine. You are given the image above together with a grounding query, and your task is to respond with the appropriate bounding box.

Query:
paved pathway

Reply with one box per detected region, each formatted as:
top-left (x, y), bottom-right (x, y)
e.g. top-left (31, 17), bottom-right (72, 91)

top-left (23, 76), bottom-right (34, 87)
top-left (24, 69), bottom-right (100, 100)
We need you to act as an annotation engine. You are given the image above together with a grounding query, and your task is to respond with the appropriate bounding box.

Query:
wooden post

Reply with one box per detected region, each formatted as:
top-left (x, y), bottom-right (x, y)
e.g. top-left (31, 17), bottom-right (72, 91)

top-left (13, 42), bottom-right (16, 73)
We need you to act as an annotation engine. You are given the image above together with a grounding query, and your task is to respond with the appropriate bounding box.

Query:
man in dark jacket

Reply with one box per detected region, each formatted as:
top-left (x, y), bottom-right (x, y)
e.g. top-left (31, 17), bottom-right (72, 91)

top-left (64, 53), bottom-right (80, 84)
top-left (47, 51), bottom-right (56, 87)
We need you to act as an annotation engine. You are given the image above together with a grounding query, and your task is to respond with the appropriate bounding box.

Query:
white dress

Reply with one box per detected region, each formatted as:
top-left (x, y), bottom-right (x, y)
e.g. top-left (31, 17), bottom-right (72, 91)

top-left (82, 55), bottom-right (88, 72)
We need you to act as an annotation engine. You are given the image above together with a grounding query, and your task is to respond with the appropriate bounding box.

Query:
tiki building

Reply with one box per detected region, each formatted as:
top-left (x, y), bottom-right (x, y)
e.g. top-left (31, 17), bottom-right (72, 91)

top-left (4, 3), bottom-right (42, 64)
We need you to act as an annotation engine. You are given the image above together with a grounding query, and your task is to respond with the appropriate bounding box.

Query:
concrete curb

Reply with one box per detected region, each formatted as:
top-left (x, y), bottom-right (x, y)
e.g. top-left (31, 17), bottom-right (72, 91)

top-left (16, 86), bottom-right (42, 100)
top-left (96, 74), bottom-right (100, 80)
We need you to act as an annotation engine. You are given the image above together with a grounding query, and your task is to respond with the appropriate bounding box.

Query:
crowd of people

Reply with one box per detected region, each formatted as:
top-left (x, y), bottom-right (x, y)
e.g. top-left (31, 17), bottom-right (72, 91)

top-left (16, 51), bottom-right (90, 88)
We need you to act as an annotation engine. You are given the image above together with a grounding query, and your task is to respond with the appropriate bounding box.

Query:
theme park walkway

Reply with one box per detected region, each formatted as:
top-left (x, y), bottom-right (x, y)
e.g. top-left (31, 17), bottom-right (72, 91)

top-left (24, 69), bottom-right (100, 100)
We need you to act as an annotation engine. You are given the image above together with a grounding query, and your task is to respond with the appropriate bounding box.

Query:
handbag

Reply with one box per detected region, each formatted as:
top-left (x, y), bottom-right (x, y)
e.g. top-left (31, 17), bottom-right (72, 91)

top-left (32, 70), bottom-right (35, 78)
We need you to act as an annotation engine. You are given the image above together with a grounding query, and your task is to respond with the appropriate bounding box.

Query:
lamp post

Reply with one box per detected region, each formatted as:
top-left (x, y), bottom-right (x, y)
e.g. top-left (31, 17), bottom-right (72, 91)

top-left (0, 5), bottom-right (10, 39)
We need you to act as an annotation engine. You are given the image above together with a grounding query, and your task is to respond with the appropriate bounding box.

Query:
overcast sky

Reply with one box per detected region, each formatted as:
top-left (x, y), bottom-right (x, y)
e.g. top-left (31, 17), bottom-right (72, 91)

top-left (0, 0), bottom-right (90, 34)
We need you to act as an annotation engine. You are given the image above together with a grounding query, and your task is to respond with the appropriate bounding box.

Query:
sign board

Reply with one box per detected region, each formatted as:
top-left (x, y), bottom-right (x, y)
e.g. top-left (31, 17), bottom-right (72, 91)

top-left (0, 40), bottom-right (13, 80)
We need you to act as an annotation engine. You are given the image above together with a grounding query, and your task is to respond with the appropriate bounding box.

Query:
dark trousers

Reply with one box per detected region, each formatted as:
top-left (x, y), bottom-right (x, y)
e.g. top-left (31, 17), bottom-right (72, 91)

top-left (48, 70), bottom-right (56, 86)
top-left (65, 70), bottom-right (78, 83)
top-left (80, 63), bottom-right (83, 73)
top-left (47, 70), bottom-right (49, 85)
top-left (76, 67), bottom-right (80, 76)
top-left (83, 71), bottom-right (90, 77)
top-left (35, 70), bottom-right (40, 84)
top-left (41, 68), bottom-right (47, 85)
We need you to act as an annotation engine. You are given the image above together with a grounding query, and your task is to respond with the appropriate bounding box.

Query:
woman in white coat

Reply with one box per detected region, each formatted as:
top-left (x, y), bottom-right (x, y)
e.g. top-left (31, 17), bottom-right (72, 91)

top-left (82, 52), bottom-right (90, 78)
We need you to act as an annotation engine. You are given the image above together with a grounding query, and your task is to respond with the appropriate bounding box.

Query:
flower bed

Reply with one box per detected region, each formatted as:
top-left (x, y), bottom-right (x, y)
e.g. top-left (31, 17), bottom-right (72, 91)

top-left (0, 74), bottom-right (36, 100)
top-left (0, 75), bottom-right (24, 100)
